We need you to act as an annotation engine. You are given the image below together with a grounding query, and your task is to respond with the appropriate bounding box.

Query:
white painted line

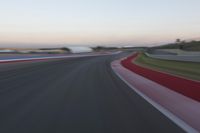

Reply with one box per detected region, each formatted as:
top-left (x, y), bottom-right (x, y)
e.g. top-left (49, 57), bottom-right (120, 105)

top-left (0, 51), bottom-right (121, 63)
top-left (0, 56), bottom-right (70, 62)
top-left (111, 61), bottom-right (199, 133)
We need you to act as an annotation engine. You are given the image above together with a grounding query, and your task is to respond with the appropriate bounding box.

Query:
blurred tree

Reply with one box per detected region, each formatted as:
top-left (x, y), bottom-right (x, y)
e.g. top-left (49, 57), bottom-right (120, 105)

top-left (176, 38), bottom-right (181, 44)
top-left (61, 47), bottom-right (70, 51)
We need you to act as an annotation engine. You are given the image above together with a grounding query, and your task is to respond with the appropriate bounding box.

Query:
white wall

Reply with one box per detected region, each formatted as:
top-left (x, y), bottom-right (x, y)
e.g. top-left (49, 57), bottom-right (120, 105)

top-left (67, 46), bottom-right (93, 53)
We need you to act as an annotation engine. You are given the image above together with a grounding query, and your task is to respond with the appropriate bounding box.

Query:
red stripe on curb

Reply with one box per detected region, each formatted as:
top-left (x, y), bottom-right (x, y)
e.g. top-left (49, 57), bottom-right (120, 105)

top-left (121, 53), bottom-right (200, 102)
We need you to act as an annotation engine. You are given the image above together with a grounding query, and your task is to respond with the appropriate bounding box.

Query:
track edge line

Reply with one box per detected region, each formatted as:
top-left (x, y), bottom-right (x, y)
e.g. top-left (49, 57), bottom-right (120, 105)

top-left (111, 62), bottom-right (198, 133)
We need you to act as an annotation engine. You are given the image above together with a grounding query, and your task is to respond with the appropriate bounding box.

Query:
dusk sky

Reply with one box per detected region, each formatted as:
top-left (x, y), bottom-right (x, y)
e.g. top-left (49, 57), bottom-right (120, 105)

top-left (0, 0), bottom-right (200, 47)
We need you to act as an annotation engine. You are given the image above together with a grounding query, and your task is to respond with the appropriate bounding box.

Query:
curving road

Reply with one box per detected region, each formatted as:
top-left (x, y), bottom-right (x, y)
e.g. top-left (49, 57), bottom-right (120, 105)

top-left (0, 54), bottom-right (184, 133)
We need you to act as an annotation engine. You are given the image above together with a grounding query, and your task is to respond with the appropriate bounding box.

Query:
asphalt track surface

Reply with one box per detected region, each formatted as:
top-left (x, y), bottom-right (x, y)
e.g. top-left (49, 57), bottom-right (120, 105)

top-left (0, 54), bottom-right (184, 133)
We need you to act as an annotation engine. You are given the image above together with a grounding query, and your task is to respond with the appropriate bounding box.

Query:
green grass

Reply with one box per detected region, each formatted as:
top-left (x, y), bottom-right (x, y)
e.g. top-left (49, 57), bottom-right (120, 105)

top-left (134, 53), bottom-right (200, 81)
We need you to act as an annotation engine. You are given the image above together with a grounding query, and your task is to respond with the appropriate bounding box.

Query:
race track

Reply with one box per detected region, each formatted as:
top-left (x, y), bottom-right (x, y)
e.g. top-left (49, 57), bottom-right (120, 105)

top-left (0, 54), bottom-right (184, 133)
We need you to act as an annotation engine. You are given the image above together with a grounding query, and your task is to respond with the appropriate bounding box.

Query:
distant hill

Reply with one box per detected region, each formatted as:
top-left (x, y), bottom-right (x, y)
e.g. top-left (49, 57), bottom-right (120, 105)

top-left (153, 40), bottom-right (200, 51)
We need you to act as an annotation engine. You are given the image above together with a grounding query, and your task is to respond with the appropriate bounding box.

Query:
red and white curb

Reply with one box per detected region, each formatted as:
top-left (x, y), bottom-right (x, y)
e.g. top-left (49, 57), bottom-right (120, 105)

top-left (111, 59), bottom-right (200, 133)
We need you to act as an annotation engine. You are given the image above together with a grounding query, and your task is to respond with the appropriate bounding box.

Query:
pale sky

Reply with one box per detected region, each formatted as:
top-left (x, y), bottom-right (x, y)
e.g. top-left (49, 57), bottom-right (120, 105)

top-left (0, 0), bottom-right (200, 47)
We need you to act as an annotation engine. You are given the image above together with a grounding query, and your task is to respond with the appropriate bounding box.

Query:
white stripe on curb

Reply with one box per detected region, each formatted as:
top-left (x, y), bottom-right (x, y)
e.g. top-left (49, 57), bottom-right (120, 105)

top-left (111, 61), bottom-right (199, 133)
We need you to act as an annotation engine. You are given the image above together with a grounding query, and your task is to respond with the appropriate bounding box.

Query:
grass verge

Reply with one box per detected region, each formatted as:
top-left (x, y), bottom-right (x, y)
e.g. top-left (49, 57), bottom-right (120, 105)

top-left (134, 53), bottom-right (200, 81)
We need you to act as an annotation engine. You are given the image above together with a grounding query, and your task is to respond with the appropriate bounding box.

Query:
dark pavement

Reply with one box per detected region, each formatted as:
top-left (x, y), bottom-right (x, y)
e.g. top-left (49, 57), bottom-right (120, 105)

top-left (0, 54), bottom-right (184, 133)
